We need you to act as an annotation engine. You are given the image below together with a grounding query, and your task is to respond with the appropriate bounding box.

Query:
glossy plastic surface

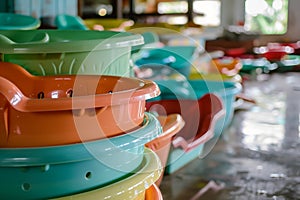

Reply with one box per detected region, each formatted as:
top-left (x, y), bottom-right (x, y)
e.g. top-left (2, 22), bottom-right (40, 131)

top-left (240, 57), bottom-right (276, 73)
top-left (146, 114), bottom-right (185, 185)
top-left (0, 113), bottom-right (162, 200)
top-left (84, 18), bottom-right (134, 31)
top-left (55, 14), bottom-right (89, 30)
top-left (145, 184), bottom-right (163, 200)
top-left (151, 79), bottom-right (242, 133)
top-left (53, 148), bottom-right (162, 200)
top-left (0, 62), bottom-right (160, 147)
top-left (254, 44), bottom-right (294, 61)
top-left (0, 12), bottom-right (40, 30)
top-left (134, 45), bottom-right (197, 77)
top-left (211, 57), bottom-right (242, 76)
top-left (146, 94), bottom-right (225, 174)
top-left (0, 30), bottom-right (143, 75)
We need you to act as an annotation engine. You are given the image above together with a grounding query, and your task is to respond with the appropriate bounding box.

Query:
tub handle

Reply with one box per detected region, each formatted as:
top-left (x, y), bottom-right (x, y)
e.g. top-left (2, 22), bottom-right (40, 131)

top-left (171, 94), bottom-right (226, 152)
top-left (0, 32), bottom-right (49, 46)
top-left (147, 114), bottom-right (185, 151)
top-left (171, 115), bottom-right (214, 152)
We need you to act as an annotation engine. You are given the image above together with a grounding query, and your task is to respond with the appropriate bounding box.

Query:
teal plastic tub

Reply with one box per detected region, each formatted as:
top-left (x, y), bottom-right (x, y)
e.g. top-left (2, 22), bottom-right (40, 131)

top-left (55, 14), bottom-right (89, 30)
top-left (274, 55), bottom-right (300, 72)
top-left (0, 112), bottom-right (162, 200)
top-left (241, 57), bottom-right (277, 74)
top-left (134, 45), bottom-right (197, 77)
top-left (0, 30), bottom-right (143, 76)
top-left (53, 148), bottom-right (162, 200)
top-left (0, 12), bottom-right (40, 30)
top-left (150, 79), bottom-right (242, 136)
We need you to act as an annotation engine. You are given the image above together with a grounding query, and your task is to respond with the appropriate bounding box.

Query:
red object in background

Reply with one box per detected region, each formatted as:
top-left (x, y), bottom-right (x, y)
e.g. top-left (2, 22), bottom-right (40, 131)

top-left (225, 47), bottom-right (247, 57)
top-left (279, 41), bottom-right (300, 55)
top-left (254, 43), bottom-right (294, 61)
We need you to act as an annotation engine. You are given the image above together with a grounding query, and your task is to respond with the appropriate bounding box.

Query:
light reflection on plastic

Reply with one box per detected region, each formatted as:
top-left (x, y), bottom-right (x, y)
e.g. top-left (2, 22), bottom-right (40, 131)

top-left (51, 91), bottom-right (59, 99)
top-left (10, 93), bottom-right (22, 106)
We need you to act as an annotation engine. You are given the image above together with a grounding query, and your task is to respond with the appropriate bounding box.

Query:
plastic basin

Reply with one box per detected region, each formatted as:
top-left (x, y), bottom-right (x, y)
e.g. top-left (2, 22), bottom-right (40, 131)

top-left (0, 114), bottom-right (162, 200)
top-left (152, 79), bottom-right (242, 134)
top-left (275, 55), bottom-right (300, 72)
top-left (254, 45), bottom-right (294, 61)
top-left (189, 67), bottom-right (243, 83)
top-left (240, 58), bottom-right (277, 73)
top-left (211, 57), bottom-right (242, 76)
top-left (52, 148), bottom-right (162, 200)
top-left (146, 93), bottom-right (225, 173)
top-left (145, 184), bottom-right (163, 200)
top-left (0, 62), bottom-right (160, 147)
top-left (0, 30), bottom-right (143, 76)
top-left (146, 114), bottom-right (185, 185)
top-left (0, 12), bottom-right (40, 30)
top-left (55, 14), bottom-right (89, 30)
top-left (134, 45), bottom-right (197, 77)
top-left (84, 18), bottom-right (134, 31)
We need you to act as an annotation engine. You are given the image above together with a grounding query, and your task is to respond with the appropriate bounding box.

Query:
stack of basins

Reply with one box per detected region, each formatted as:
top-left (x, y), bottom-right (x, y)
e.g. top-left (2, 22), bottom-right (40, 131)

top-left (0, 30), bottom-right (168, 199)
top-left (133, 43), bottom-right (242, 173)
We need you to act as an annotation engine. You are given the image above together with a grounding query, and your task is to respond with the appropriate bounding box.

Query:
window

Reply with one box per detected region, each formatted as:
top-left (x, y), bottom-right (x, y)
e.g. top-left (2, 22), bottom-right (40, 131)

top-left (157, 1), bottom-right (188, 14)
top-left (193, 0), bottom-right (221, 26)
top-left (244, 0), bottom-right (289, 34)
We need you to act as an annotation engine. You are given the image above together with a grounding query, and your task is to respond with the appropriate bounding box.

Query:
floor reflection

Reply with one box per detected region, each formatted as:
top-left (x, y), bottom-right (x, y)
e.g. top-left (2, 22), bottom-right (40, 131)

top-left (160, 73), bottom-right (300, 200)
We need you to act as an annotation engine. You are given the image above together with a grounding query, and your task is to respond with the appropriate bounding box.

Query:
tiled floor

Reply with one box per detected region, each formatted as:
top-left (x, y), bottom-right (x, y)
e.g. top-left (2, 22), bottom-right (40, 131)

top-left (159, 72), bottom-right (300, 200)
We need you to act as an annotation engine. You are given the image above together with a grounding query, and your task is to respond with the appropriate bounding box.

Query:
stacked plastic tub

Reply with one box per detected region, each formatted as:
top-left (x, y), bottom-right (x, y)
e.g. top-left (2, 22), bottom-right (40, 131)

top-left (0, 12), bottom-right (40, 30)
top-left (133, 44), bottom-right (242, 173)
top-left (0, 30), bottom-right (143, 76)
top-left (0, 30), bottom-right (167, 199)
top-left (134, 45), bottom-right (198, 78)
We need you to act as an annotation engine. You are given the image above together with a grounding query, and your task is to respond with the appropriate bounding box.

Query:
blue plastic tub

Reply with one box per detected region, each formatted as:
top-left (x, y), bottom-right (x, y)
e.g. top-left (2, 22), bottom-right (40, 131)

top-left (134, 45), bottom-right (197, 77)
top-left (0, 112), bottom-right (162, 200)
top-left (150, 79), bottom-right (242, 136)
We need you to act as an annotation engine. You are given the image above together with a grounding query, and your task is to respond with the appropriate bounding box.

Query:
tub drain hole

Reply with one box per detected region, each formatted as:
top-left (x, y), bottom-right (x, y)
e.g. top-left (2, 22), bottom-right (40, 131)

top-left (38, 92), bottom-right (44, 99)
top-left (66, 89), bottom-right (73, 97)
top-left (85, 171), bottom-right (92, 180)
top-left (22, 183), bottom-right (31, 191)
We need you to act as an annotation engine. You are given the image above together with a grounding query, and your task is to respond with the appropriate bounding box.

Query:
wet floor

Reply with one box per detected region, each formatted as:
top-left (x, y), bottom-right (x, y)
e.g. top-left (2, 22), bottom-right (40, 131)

top-left (159, 72), bottom-right (300, 200)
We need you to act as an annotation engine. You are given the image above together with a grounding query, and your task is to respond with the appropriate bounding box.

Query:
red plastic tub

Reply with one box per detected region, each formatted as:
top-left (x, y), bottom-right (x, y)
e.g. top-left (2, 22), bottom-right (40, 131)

top-left (254, 44), bottom-right (294, 61)
top-left (0, 62), bottom-right (160, 147)
top-left (146, 93), bottom-right (225, 173)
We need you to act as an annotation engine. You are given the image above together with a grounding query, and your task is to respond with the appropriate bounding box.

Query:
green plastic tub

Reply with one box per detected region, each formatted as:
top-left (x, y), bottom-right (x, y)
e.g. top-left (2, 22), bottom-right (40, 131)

top-left (0, 30), bottom-right (143, 76)
top-left (0, 12), bottom-right (40, 30)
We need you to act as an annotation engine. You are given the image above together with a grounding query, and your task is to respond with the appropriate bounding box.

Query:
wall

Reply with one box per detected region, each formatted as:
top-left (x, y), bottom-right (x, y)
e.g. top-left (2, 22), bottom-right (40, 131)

top-left (14, 0), bottom-right (78, 26)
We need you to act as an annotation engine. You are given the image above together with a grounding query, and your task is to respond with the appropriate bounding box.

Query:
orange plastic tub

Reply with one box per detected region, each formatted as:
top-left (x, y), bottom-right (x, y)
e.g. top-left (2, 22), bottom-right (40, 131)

top-left (145, 184), bottom-right (163, 200)
top-left (146, 114), bottom-right (185, 186)
top-left (211, 57), bottom-right (242, 77)
top-left (0, 62), bottom-right (160, 147)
